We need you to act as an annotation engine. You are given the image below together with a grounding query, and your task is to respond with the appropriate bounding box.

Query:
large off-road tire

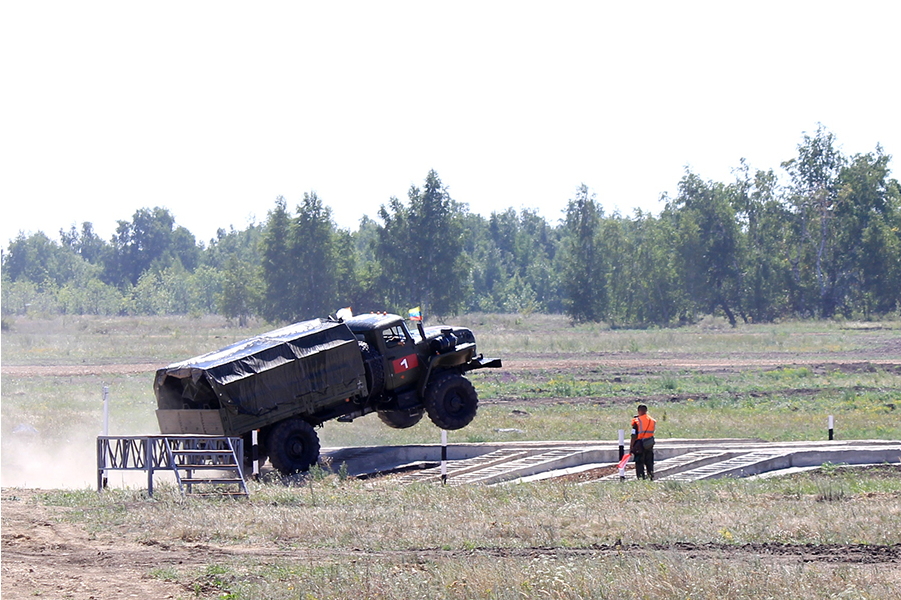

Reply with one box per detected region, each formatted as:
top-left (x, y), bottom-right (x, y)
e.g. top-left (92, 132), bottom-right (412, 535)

top-left (359, 341), bottom-right (385, 398)
top-left (377, 408), bottom-right (424, 429)
top-left (424, 374), bottom-right (478, 430)
top-left (267, 418), bottom-right (321, 475)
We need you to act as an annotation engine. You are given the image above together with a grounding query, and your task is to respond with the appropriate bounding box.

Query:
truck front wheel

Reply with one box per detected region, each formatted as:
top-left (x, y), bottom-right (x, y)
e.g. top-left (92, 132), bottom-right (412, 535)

top-left (267, 418), bottom-right (320, 474)
top-left (424, 374), bottom-right (478, 430)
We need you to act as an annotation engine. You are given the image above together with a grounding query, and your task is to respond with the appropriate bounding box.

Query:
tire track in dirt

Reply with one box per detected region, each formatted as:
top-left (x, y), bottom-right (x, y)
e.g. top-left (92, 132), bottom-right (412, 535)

top-left (502, 357), bottom-right (901, 372)
top-left (376, 542), bottom-right (901, 564)
top-left (1, 363), bottom-right (162, 376)
top-left (4, 357), bottom-right (899, 377)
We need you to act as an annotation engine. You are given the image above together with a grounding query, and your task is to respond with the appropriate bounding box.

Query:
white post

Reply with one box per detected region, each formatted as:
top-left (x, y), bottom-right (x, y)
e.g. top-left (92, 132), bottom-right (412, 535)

top-left (828, 415), bottom-right (834, 441)
top-left (145, 437), bottom-right (154, 497)
top-left (102, 385), bottom-right (110, 436)
top-left (100, 385), bottom-right (110, 489)
top-left (618, 430), bottom-right (628, 481)
top-left (618, 454), bottom-right (628, 481)
top-left (618, 429), bottom-right (625, 460)
top-left (252, 429), bottom-right (260, 479)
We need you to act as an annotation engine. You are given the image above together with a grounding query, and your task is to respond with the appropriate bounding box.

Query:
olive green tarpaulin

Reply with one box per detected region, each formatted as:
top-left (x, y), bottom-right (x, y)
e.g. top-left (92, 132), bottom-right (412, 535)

top-left (154, 319), bottom-right (366, 419)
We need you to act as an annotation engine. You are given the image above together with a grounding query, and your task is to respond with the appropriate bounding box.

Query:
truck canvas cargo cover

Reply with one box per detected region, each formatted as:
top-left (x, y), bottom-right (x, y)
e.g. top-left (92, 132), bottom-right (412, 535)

top-left (154, 319), bottom-right (366, 434)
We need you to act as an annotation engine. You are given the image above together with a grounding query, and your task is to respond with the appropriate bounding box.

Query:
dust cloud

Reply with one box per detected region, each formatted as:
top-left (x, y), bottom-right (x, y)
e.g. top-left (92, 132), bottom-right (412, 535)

top-left (1, 426), bottom-right (103, 489)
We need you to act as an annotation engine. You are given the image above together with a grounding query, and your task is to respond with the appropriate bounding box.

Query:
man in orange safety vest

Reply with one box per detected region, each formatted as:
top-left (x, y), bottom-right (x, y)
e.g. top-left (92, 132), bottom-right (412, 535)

top-left (630, 404), bottom-right (656, 480)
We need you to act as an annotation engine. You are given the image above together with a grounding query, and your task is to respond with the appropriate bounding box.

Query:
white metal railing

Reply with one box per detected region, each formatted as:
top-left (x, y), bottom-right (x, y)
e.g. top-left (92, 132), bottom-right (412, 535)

top-left (97, 435), bottom-right (245, 497)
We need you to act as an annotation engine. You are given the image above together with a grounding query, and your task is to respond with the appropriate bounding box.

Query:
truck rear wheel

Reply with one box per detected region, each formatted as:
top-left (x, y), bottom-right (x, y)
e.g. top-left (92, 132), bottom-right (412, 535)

top-left (267, 418), bottom-right (320, 474)
top-left (377, 408), bottom-right (424, 429)
top-left (424, 374), bottom-right (478, 430)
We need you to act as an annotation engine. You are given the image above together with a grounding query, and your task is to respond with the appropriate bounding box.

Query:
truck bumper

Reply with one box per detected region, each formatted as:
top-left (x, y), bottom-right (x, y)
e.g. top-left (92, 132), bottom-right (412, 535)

top-left (463, 354), bottom-right (503, 372)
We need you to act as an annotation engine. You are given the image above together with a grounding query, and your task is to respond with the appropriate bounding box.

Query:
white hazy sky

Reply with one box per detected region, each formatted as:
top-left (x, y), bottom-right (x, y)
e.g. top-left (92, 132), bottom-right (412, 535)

top-left (2, 1), bottom-right (899, 248)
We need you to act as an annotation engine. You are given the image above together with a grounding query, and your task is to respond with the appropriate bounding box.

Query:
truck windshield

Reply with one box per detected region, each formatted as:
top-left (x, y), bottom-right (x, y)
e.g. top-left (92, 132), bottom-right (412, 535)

top-left (382, 324), bottom-right (409, 348)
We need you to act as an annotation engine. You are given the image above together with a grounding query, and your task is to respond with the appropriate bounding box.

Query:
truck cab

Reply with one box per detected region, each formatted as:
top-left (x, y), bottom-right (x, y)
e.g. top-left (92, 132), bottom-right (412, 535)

top-left (345, 313), bottom-right (422, 392)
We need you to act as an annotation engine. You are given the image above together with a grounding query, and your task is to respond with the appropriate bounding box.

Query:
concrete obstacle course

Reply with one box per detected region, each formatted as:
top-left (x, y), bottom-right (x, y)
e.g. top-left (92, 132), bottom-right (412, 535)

top-left (321, 439), bottom-right (901, 485)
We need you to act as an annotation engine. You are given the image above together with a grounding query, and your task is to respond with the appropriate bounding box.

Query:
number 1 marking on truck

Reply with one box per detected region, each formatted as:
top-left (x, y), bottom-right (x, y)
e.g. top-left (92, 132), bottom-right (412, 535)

top-left (392, 354), bottom-right (419, 374)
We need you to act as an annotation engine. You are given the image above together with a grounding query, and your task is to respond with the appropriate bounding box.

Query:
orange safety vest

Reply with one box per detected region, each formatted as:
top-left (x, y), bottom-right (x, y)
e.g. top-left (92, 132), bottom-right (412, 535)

top-left (631, 414), bottom-right (656, 440)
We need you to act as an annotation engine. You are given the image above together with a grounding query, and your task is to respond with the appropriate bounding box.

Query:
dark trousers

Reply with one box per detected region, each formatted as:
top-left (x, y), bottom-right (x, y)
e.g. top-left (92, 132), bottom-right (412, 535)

top-left (634, 449), bottom-right (654, 480)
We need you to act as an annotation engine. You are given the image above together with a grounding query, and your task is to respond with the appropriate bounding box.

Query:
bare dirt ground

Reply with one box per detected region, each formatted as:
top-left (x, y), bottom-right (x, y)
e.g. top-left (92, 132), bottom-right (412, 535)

top-left (2, 489), bottom-right (187, 599)
top-left (3, 353), bottom-right (900, 378)
top-left (2, 488), bottom-right (900, 600)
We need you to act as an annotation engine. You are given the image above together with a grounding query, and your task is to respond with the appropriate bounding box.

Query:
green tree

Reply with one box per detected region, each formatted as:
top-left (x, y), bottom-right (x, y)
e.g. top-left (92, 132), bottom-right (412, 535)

top-left (560, 184), bottom-right (607, 322)
top-left (259, 197), bottom-right (295, 321)
top-left (834, 148), bottom-right (901, 315)
top-left (782, 125), bottom-right (845, 316)
top-left (131, 270), bottom-right (169, 315)
top-left (219, 256), bottom-right (260, 326)
top-left (375, 170), bottom-right (468, 317)
top-left (457, 212), bottom-right (494, 311)
top-left (332, 227), bottom-right (363, 313)
top-left (346, 215), bottom-right (385, 313)
top-left (598, 213), bottom-right (630, 325)
top-left (203, 224), bottom-right (263, 271)
top-left (1, 278), bottom-right (47, 315)
top-left (518, 209), bottom-right (562, 313)
top-left (106, 207), bottom-right (200, 287)
top-left (482, 208), bottom-right (560, 313)
top-left (57, 278), bottom-right (124, 315)
top-left (187, 265), bottom-right (224, 315)
top-left (627, 211), bottom-right (684, 325)
top-left (667, 171), bottom-right (743, 326)
top-left (730, 161), bottom-right (793, 323)
top-left (60, 222), bottom-right (108, 265)
top-left (259, 193), bottom-right (345, 322)
top-left (289, 191), bottom-right (341, 319)
top-left (2, 231), bottom-right (99, 290)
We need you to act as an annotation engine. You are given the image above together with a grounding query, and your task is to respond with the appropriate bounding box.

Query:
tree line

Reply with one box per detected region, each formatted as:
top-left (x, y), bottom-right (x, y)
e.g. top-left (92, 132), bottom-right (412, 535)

top-left (3, 127), bottom-right (900, 326)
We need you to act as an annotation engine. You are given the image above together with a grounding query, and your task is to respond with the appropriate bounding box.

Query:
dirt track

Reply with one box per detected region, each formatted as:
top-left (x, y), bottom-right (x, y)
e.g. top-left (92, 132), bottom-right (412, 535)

top-left (4, 354), bottom-right (900, 378)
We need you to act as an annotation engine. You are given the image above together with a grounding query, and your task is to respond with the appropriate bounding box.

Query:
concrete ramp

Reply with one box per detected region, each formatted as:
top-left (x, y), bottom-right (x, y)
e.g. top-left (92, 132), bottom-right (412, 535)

top-left (393, 446), bottom-right (609, 486)
top-left (455, 447), bottom-right (606, 485)
top-left (319, 439), bottom-right (901, 485)
top-left (662, 450), bottom-right (792, 481)
top-left (393, 448), bottom-right (533, 484)
top-left (660, 445), bottom-right (901, 481)
top-left (589, 449), bottom-right (746, 482)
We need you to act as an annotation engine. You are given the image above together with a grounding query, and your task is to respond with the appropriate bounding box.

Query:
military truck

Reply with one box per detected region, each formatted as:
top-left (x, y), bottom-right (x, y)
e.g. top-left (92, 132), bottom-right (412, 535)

top-left (154, 313), bottom-right (501, 474)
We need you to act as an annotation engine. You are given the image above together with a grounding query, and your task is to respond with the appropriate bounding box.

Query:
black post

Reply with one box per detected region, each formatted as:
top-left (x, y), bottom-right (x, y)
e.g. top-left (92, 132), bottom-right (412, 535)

top-left (441, 430), bottom-right (448, 485)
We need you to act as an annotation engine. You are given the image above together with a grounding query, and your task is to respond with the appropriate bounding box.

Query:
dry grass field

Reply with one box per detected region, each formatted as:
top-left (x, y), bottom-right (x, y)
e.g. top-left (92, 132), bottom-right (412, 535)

top-left (2, 314), bottom-right (901, 599)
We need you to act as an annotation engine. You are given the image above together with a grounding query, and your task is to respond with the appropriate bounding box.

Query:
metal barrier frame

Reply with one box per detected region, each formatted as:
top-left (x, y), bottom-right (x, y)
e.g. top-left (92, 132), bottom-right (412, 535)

top-left (97, 435), bottom-right (244, 496)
